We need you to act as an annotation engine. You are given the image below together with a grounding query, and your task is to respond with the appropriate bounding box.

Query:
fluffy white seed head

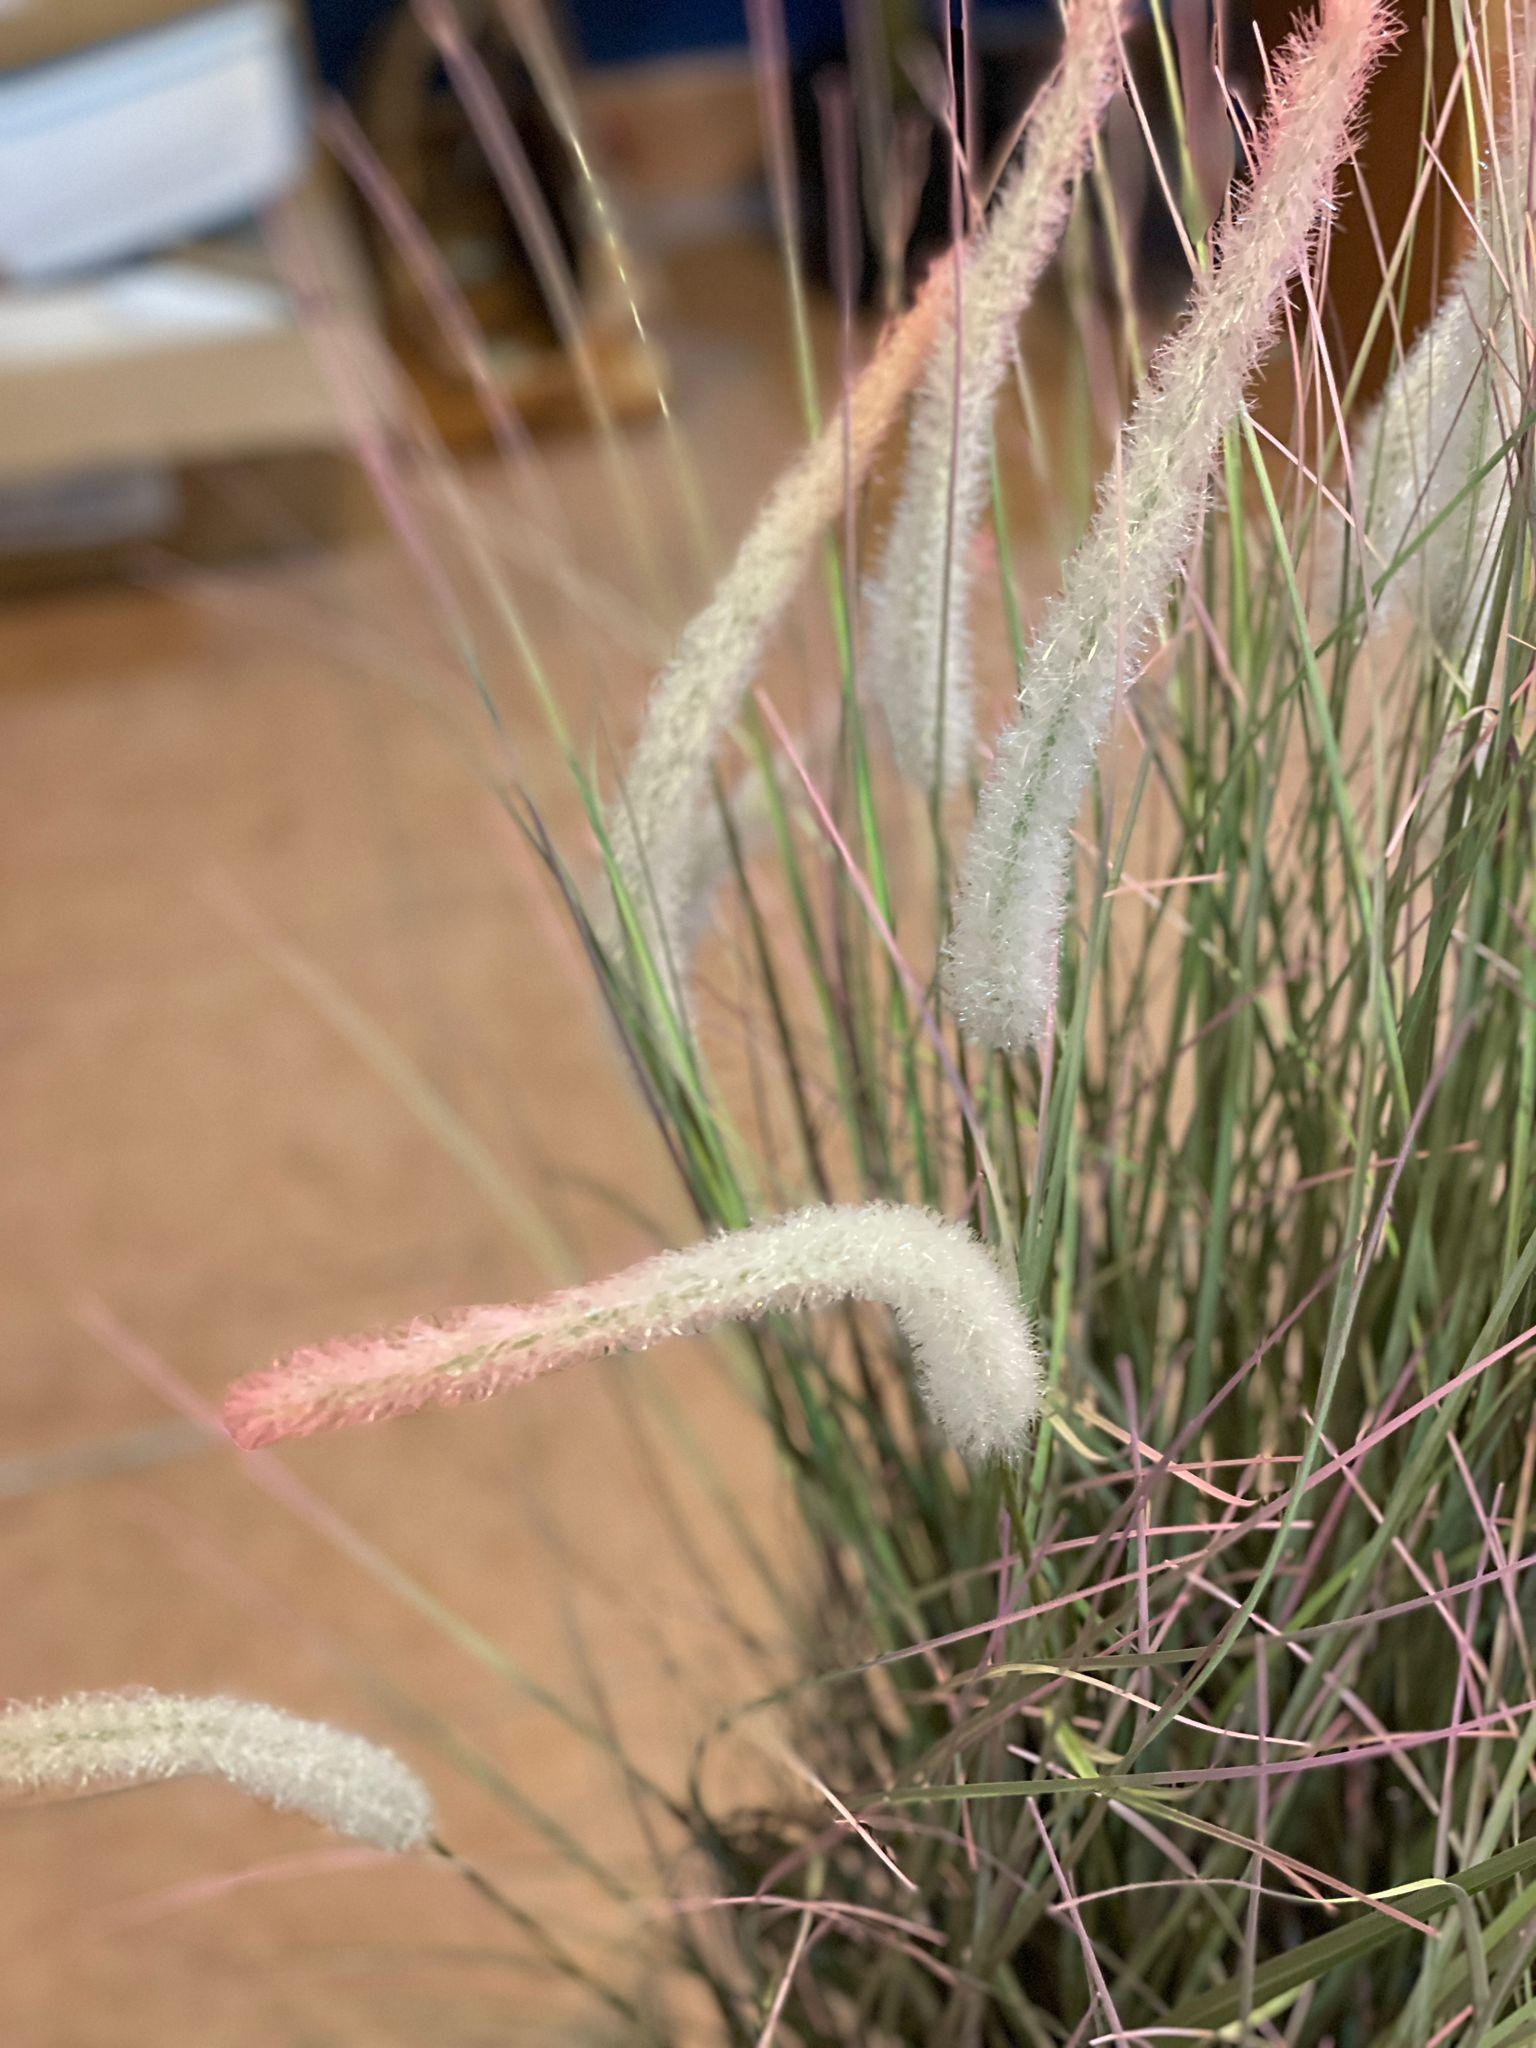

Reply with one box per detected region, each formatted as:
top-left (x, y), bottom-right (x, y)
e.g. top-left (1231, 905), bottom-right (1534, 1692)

top-left (606, 272), bottom-right (950, 984)
top-left (226, 1203), bottom-right (1041, 1465)
top-left (862, 0), bottom-right (1125, 792)
top-left (0, 1691), bottom-right (434, 1853)
top-left (946, 0), bottom-right (1393, 1051)
top-left (1349, 74), bottom-right (1531, 673)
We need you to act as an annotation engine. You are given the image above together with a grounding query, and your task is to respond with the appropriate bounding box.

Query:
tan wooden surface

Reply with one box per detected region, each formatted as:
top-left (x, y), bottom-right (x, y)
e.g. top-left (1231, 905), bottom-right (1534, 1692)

top-left (0, 239), bottom-right (819, 2048)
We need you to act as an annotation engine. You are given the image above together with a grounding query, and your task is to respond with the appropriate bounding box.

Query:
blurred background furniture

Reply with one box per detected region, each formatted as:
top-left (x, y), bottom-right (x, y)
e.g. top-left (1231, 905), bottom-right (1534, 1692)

top-left (0, 0), bottom-right (379, 583)
top-left (341, 0), bottom-right (663, 444)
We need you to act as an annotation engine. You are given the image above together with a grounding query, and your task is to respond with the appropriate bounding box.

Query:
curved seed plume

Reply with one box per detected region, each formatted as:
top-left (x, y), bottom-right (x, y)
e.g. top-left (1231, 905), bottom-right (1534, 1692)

top-left (0, 1691), bottom-right (434, 1853)
top-left (946, 0), bottom-right (1393, 1052)
top-left (862, 0), bottom-right (1126, 791)
top-left (1350, 65), bottom-right (1531, 671)
top-left (607, 0), bottom-right (1125, 979)
top-left (225, 1204), bottom-right (1040, 1464)
top-left (606, 282), bottom-right (946, 984)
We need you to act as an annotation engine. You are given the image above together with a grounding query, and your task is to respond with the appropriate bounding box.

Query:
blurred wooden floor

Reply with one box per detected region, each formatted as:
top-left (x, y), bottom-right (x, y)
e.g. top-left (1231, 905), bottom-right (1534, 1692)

top-left (0, 239), bottom-right (878, 2048)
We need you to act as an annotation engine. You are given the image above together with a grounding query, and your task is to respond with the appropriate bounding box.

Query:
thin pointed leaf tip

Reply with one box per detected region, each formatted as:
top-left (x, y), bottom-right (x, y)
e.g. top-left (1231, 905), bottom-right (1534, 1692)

top-left (862, 0), bottom-right (1125, 791)
top-left (225, 1203), bottom-right (1041, 1464)
top-left (0, 1691), bottom-right (434, 1852)
top-left (945, 0), bottom-right (1393, 1051)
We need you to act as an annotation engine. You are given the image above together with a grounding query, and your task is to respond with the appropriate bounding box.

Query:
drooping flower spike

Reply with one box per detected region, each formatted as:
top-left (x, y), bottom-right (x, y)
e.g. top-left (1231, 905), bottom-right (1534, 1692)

top-left (0, 1691), bottom-right (434, 1853)
top-left (606, 0), bottom-right (1126, 978)
top-left (861, 0), bottom-right (1125, 792)
top-left (225, 1203), bottom-right (1041, 1464)
top-left (946, 0), bottom-right (1394, 1052)
top-left (1348, 46), bottom-right (1532, 673)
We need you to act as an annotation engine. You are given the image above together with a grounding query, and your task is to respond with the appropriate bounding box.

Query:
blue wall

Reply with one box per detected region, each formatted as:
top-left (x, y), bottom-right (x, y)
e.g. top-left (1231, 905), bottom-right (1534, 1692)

top-left (564, 1), bottom-right (1044, 66)
top-left (306, 1), bottom-right (1044, 85)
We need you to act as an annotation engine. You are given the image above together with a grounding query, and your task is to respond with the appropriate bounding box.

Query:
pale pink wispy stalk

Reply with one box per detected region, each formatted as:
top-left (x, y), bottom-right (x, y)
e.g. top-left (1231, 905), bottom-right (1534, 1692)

top-left (0, 1691), bottom-right (434, 1853)
top-left (861, 0), bottom-right (1125, 791)
top-left (1350, 51), bottom-right (1532, 672)
top-left (607, 0), bottom-right (1124, 975)
top-left (225, 1203), bottom-right (1040, 1463)
top-left (946, 0), bottom-right (1393, 1051)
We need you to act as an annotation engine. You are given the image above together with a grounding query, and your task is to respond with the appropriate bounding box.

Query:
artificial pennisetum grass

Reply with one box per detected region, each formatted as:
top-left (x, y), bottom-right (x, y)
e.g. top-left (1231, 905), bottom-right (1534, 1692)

top-left (572, 0), bottom-right (1536, 2017)
top-left (72, 0), bottom-right (1536, 2035)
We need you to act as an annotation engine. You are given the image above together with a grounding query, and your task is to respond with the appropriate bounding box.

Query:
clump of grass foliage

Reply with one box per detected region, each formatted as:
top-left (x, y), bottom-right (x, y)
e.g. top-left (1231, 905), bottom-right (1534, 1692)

top-left (213, 0), bottom-right (1536, 2034)
top-left (64, 0), bottom-right (1536, 2037)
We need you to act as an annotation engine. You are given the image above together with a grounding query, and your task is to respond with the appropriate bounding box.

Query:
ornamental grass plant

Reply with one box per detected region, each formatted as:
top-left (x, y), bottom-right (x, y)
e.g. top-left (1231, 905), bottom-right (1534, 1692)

top-left (14, 0), bottom-right (1536, 2038)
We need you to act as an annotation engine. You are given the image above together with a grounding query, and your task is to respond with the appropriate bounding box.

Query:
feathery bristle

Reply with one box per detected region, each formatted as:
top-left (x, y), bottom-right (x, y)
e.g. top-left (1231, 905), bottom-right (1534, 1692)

top-left (605, 273), bottom-right (949, 982)
top-left (226, 1204), bottom-right (1041, 1464)
top-left (946, 0), bottom-right (1394, 1051)
top-left (0, 1691), bottom-right (434, 1853)
top-left (1349, 63), bottom-right (1531, 671)
top-left (862, 0), bottom-right (1125, 791)
top-left (606, 0), bottom-right (1124, 979)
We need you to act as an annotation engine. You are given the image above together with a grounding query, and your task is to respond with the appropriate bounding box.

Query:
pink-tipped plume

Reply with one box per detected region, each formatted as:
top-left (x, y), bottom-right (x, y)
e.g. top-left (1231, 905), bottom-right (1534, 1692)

top-left (226, 1204), bottom-right (1041, 1464)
